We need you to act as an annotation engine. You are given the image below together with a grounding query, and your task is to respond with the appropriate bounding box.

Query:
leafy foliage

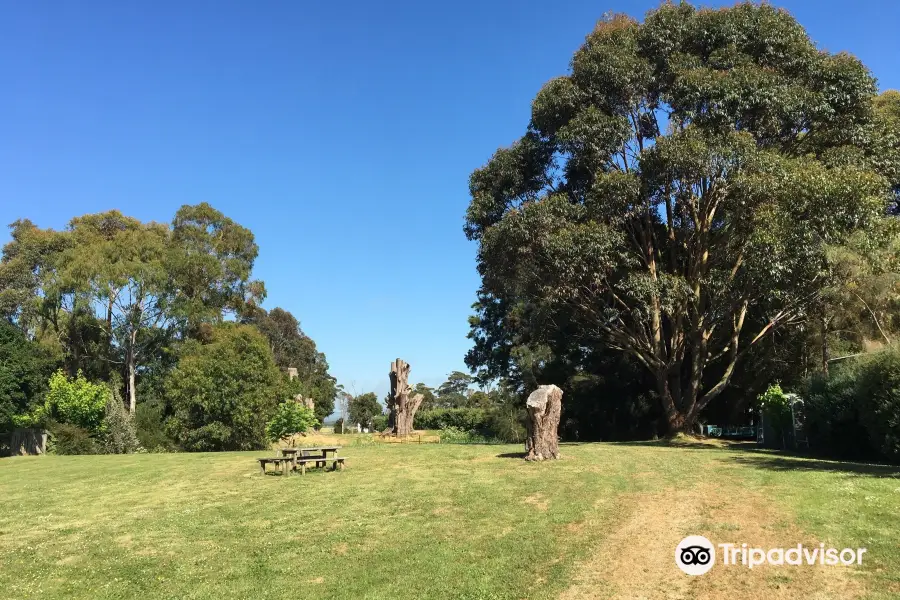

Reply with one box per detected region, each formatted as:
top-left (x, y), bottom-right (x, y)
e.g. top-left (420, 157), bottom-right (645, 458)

top-left (47, 422), bottom-right (98, 455)
top-left (266, 400), bottom-right (318, 443)
top-left (102, 385), bottom-right (141, 454)
top-left (165, 324), bottom-right (282, 451)
top-left (243, 306), bottom-right (337, 424)
top-left (806, 347), bottom-right (900, 462)
top-left (0, 321), bottom-right (57, 431)
top-left (40, 370), bottom-right (109, 434)
top-left (134, 399), bottom-right (175, 452)
top-left (415, 408), bottom-right (488, 431)
top-left (465, 3), bottom-right (895, 433)
top-left (1, 203), bottom-right (338, 452)
top-left (348, 392), bottom-right (381, 428)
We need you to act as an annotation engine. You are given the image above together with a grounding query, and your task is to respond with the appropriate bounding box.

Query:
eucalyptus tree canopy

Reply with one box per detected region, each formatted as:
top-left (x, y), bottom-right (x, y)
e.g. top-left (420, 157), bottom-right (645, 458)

top-left (465, 3), bottom-right (896, 433)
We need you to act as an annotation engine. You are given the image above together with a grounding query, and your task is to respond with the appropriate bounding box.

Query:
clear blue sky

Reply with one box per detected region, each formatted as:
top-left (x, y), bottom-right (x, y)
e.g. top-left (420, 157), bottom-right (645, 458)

top-left (2, 1), bottom-right (898, 400)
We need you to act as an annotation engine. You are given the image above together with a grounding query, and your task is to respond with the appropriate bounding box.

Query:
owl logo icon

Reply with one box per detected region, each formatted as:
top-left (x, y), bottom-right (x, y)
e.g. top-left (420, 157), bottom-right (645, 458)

top-left (675, 536), bottom-right (715, 575)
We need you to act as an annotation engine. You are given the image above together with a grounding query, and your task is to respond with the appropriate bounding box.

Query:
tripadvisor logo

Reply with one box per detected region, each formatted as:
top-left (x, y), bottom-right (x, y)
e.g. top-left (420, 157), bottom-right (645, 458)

top-left (675, 536), bottom-right (867, 575)
top-left (675, 536), bottom-right (715, 575)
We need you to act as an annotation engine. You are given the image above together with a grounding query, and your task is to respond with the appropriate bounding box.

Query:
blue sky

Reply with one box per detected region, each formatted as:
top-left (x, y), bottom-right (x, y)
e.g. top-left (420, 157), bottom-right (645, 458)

top-left (2, 0), bottom-right (898, 399)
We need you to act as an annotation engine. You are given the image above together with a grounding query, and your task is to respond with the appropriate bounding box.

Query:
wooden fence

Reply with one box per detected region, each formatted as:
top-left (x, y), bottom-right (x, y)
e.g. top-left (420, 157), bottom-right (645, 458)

top-left (374, 433), bottom-right (441, 444)
top-left (1, 429), bottom-right (47, 456)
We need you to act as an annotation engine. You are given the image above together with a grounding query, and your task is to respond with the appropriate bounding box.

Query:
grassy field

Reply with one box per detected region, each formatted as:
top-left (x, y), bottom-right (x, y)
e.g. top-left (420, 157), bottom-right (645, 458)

top-left (1, 437), bottom-right (898, 600)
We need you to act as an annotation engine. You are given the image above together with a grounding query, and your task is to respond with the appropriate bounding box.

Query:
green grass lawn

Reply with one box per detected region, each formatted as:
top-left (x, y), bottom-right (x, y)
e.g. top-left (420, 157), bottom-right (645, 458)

top-left (1, 439), bottom-right (898, 600)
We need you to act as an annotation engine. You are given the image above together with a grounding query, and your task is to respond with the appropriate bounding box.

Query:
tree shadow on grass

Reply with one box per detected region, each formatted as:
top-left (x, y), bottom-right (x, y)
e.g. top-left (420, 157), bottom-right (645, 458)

top-left (579, 439), bottom-right (900, 478)
top-left (727, 455), bottom-right (900, 479)
top-left (611, 439), bottom-right (760, 452)
top-left (496, 452), bottom-right (526, 459)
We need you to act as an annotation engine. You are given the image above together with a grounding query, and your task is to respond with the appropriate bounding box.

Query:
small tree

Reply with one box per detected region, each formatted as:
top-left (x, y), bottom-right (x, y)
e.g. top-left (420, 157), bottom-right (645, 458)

top-left (349, 392), bottom-right (381, 429)
top-left (41, 370), bottom-right (109, 434)
top-left (266, 400), bottom-right (318, 446)
top-left (165, 324), bottom-right (281, 451)
top-left (102, 384), bottom-right (140, 454)
top-left (757, 383), bottom-right (793, 449)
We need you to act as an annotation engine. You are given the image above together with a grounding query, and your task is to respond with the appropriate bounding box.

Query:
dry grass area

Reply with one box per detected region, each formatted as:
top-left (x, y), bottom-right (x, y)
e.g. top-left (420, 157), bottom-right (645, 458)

top-left (1, 439), bottom-right (898, 599)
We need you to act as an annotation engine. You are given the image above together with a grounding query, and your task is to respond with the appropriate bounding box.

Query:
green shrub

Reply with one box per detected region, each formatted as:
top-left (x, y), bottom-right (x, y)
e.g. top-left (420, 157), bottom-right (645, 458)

top-left (855, 349), bottom-right (900, 461)
top-left (486, 404), bottom-right (527, 443)
top-left (102, 386), bottom-right (141, 454)
top-left (805, 347), bottom-right (900, 462)
top-left (334, 418), bottom-right (345, 434)
top-left (40, 370), bottom-right (109, 434)
top-left (758, 383), bottom-right (794, 449)
top-left (48, 422), bottom-right (98, 455)
top-left (134, 400), bottom-right (176, 451)
top-left (266, 400), bottom-right (317, 444)
top-left (372, 414), bottom-right (387, 432)
top-left (806, 363), bottom-right (871, 460)
top-left (438, 425), bottom-right (496, 444)
top-left (415, 408), bottom-right (488, 431)
top-left (165, 324), bottom-right (282, 451)
top-left (0, 322), bottom-right (58, 432)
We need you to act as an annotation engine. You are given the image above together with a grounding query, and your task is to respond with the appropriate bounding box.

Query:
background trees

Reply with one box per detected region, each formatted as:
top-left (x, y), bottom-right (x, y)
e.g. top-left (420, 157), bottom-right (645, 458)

top-left (464, 2), bottom-right (898, 435)
top-left (1, 204), bottom-right (338, 453)
top-left (348, 392), bottom-right (381, 429)
top-left (243, 306), bottom-right (337, 424)
top-left (164, 324), bottom-right (282, 451)
top-left (0, 321), bottom-right (57, 431)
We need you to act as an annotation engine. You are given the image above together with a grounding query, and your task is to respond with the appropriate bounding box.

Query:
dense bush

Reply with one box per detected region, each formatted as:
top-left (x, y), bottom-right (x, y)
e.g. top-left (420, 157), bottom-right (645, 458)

top-left (134, 399), bottom-right (175, 451)
top-left (165, 324), bottom-right (282, 451)
top-left (757, 383), bottom-right (794, 449)
top-left (39, 370), bottom-right (109, 434)
top-left (102, 386), bottom-right (141, 454)
top-left (806, 347), bottom-right (900, 462)
top-left (48, 422), bottom-right (98, 455)
top-left (371, 414), bottom-right (387, 432)
top-left (438, 425), bottom-right (498, 444)
top-left (854, 349), bottom-right (900, 461)
top-left (486, 404), bottom-right (526, 443)
top-left (415, 408), bottom-right (488, 431)
top-left (0, 322), bottom-right (58, 432)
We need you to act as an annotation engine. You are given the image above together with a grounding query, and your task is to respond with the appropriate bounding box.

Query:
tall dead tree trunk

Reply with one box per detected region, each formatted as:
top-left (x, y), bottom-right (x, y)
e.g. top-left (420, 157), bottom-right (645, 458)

top-left (524, 385), bottom-right (562, 461)
top-left (388, 358), bottom-right (424, 436)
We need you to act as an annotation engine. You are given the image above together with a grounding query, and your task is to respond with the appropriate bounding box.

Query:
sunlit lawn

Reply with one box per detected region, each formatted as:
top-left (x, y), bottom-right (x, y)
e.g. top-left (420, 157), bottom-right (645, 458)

top-left (1, 437), bottom-right (898, 599)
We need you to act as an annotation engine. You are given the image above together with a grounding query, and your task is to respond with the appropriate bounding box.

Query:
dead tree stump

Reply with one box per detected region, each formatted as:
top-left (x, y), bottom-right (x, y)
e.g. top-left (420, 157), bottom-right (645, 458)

top-left (10, 428), bottom-right (47, 456)
top-left (387, 358), bottom-right (424, 436)
top-left (524, 385), bottom-right (562, 461)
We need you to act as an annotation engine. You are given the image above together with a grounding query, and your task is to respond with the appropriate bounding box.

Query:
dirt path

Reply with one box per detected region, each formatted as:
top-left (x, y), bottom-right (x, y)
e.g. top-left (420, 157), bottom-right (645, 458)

top-left (559, 473), bottom-right (865, 599)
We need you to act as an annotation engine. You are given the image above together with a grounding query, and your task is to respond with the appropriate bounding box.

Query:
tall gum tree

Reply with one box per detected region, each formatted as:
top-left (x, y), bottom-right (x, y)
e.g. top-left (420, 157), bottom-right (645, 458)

top-left (464, 3), bottom-right (897, 433)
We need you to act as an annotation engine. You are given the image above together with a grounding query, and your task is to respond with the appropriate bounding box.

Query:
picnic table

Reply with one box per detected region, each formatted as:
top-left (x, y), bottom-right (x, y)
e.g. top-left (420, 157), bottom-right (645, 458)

top-left (278, 446), bottom-right (344, 474)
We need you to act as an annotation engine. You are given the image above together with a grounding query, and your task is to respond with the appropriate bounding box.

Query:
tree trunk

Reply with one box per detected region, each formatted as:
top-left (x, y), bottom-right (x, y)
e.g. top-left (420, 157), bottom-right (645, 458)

top-left (126, 330), bottom-right (137, 414)
top-left (388, 358), bottom-right (424, 436)
top-left (524, 385), bottom-right (562, 461)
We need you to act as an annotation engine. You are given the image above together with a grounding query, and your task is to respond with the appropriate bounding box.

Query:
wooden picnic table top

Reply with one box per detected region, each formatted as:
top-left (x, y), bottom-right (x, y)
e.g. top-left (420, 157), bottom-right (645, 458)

top-left (280, 446), bottom-right (341, 453)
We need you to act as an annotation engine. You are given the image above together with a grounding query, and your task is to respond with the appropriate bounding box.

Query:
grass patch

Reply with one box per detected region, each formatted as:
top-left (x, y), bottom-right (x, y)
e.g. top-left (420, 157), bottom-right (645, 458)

top-left (1, 438), bottom-right (898, 599)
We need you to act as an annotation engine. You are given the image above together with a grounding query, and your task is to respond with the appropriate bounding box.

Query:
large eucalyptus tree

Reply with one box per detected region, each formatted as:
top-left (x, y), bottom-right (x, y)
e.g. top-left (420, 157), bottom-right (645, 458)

top-left (465, 3), bottom-right (897, 433)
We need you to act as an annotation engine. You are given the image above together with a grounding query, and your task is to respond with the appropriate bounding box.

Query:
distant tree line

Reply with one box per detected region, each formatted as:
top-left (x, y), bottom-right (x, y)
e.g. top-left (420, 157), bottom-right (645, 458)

top-left (0, 203), bottom-right (335, 452)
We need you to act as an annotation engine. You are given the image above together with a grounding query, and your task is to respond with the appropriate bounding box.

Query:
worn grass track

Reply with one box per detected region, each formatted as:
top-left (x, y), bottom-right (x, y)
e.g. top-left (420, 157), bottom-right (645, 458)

top-left (1, 438), bottom-right (898, 599)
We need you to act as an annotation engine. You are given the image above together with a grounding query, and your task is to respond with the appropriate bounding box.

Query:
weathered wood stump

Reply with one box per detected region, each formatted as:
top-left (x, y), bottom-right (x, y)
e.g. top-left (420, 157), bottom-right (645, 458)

top-left (10, 428), bottom-right (47, 456)
top-left (387, 358), bottom-right (424, 436)
top-left (524, 385), bottom-right (563, 461)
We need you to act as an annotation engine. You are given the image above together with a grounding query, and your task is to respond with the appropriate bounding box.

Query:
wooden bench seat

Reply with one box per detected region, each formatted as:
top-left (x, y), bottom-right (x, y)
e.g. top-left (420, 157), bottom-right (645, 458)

top-left (257, 457), bottom-right (294, 476)
top-left (294, 456), bottom-right (346, 474)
